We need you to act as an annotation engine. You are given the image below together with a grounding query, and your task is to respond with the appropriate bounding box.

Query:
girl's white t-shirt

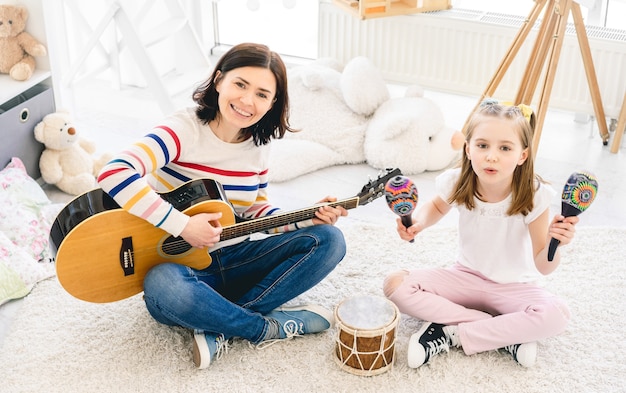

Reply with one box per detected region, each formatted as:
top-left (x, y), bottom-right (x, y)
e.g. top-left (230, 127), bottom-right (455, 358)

top-left (436, 168), bottom-right (556, 284)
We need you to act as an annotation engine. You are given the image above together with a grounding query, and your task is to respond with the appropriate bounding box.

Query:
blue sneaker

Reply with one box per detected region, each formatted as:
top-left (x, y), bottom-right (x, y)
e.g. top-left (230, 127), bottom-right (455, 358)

top-left (192, 331), bottom-right (228, 369)
top-left (266, 304), bottom-right (334, 340)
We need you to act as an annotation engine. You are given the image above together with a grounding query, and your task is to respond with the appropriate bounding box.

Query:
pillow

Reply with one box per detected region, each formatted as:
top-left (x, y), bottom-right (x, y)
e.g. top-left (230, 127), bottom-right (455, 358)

top-left (0, 157), bottom-right (61, 304)
top-left (0, 234), bottom-right (38, 304)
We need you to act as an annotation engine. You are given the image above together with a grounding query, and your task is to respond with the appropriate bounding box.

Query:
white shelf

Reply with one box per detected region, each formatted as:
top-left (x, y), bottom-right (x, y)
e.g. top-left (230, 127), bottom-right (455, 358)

top-left (0, 0), bottom-right (53, 180)
top-left (0, 71), bottom-right (52, 105)
top-left (0, 0), bottom-right (53, 107)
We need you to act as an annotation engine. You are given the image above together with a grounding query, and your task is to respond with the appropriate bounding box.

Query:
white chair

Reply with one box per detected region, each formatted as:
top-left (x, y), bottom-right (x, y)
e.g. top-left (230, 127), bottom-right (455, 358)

top-left (50, 0), bottom-right (211, 114)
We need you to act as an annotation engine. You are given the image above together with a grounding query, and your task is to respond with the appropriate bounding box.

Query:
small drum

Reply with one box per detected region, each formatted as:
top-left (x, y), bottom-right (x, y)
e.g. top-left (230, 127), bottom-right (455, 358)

top-left (334, 294), bottom-right (400, 376)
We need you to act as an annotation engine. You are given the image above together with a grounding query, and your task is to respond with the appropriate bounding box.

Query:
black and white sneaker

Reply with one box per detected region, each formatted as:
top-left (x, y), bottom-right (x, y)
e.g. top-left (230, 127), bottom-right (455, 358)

top-left (500, 342), bottom-right (537, 367)
top-left (407, 322), bottom-right (452, 368)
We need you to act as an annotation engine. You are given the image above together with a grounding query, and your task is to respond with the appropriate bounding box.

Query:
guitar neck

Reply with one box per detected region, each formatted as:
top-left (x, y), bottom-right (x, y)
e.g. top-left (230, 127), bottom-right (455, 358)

top-left (221, 197), bottom-right (359, 241)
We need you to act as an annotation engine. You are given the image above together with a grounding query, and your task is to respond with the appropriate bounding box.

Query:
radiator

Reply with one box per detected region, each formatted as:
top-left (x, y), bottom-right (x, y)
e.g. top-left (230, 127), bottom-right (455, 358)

top-left (318, 3), bottom-right (626, 118)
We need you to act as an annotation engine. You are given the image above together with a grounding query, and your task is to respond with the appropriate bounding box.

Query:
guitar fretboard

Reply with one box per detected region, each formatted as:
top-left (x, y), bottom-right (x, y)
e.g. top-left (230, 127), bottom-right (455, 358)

top-left (220, 197), bottom-right (360, 240)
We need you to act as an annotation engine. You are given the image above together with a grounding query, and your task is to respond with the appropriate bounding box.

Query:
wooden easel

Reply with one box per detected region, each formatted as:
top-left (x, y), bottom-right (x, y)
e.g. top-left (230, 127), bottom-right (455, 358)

top-left (462, 0), bottom-right (610, 156)
top-left (609, 91), bottom-right (626, 153)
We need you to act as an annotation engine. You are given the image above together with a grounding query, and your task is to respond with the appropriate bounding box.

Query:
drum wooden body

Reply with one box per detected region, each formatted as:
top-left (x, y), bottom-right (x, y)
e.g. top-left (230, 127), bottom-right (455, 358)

top-left (334, 295), bottom-right (400, 376)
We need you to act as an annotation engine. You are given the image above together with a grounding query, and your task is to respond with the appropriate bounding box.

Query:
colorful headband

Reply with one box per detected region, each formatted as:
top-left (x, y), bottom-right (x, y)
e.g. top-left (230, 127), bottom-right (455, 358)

top-left (480, 98), bottom-right (533, 123)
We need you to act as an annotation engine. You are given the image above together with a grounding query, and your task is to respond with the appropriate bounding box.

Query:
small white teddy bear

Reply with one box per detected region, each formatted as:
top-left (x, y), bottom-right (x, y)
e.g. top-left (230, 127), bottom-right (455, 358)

top-left (34, 110), bottom-right (111, 195)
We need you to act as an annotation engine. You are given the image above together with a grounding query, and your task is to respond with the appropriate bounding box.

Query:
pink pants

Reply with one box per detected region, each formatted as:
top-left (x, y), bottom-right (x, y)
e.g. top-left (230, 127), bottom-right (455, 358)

top-left (387, 263), bottom-right (570, 355)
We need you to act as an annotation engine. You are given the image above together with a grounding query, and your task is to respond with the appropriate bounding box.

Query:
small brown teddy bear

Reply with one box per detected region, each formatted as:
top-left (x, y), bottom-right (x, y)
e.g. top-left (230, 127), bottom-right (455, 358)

top-left (0, 5), bottom-right (47, 81)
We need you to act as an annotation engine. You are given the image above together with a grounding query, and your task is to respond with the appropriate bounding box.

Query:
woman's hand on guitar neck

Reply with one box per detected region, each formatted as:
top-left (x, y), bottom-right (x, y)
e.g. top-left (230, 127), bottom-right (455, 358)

top-left (181, 212), bottom-right (224, 249)
top-left (312, 196), bottom-right (348, 226)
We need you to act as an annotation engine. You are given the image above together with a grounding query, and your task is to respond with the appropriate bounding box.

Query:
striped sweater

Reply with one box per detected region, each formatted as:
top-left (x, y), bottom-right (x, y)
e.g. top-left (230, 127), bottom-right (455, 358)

top-left (97, 107), bottom-right (311, 241)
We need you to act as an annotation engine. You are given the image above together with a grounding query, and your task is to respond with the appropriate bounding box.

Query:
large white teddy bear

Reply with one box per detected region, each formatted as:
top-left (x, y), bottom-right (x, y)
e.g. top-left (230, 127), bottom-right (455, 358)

top-left (268, 57), bottom-right (389, 182)
top-left (268, 56), bottom-right (463, 182)
top-left (364, 85), bottom-right (464, 174)
top-left (34, 110), bottom-right (112, 196)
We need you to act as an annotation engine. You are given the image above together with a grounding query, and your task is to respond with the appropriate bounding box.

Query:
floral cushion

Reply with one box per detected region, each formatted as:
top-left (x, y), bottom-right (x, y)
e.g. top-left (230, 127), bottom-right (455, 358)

top-left (0, 157), bottom-right (62, 304)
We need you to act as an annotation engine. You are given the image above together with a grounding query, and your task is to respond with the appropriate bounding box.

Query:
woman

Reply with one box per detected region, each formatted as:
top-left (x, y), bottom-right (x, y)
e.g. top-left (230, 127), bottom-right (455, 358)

top-left (97, 43), bottom-right (348, 369)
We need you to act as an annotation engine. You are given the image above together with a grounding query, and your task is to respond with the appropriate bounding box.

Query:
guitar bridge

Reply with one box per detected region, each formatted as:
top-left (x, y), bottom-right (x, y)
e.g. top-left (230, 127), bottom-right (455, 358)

top-left (120, 237), bottom-right (134, 276)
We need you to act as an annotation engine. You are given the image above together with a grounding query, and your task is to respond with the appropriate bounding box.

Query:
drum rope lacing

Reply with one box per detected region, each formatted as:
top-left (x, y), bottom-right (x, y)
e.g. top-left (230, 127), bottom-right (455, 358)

top-left (335, 327), bottom-right (394, 371)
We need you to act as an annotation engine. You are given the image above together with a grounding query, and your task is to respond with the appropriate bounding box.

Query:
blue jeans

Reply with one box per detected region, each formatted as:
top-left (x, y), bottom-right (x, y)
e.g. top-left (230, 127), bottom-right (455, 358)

top-left (143, 225), bottom-right (346, 344)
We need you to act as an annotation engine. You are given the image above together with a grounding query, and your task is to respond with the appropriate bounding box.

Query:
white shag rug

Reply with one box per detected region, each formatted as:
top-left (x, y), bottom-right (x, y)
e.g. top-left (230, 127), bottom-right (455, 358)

top-left (1, 222), bottom-right (624, 393)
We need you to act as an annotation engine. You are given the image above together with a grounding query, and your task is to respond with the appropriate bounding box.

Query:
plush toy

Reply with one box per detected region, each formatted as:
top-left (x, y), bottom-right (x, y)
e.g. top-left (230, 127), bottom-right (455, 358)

top-left (268, 56), bottom-right (462, 181)
top-left (268, 56), bottom-right (389, 182)
top-left (0, 5), bottom-right (47, 81)
top-left (34, 111), bottom-right (112, 196)
top-left (364, 85), bottom-right (464, 174)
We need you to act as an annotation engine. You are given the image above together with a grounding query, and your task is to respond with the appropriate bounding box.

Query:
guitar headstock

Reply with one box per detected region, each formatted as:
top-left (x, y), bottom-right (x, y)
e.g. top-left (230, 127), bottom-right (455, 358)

top-left (357, 168), bottom-right (402, 206)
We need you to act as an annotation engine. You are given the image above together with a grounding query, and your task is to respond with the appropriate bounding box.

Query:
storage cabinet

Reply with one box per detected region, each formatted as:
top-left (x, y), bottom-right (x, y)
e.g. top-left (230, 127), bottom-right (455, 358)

top-left (0, 84), bottom-right (55, 178)
top-left (0, 0), bottom-right (55, 179)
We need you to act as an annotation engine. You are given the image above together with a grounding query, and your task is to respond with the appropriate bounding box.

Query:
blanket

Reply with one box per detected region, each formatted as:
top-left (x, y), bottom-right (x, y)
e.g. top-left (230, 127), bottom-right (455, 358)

top-left (0, 158), bottom-right (60, 305)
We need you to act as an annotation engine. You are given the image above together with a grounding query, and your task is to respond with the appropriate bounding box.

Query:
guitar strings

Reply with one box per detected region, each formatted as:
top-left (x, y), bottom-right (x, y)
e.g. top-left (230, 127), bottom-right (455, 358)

top-left (135, 199), bottom-right (362, 258)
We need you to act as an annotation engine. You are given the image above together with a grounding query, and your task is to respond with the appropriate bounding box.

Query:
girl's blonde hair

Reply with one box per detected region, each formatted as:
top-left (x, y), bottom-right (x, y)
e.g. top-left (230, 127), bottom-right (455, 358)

top-left (448, 101), bottom-right (542, 216)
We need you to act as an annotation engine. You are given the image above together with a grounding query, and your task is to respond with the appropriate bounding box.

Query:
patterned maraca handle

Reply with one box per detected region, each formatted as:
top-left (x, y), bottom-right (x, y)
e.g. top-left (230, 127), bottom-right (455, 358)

top-left (385, 175), bottom-right (419, 243)
top-left (547, 171), bottom-right (598, 261)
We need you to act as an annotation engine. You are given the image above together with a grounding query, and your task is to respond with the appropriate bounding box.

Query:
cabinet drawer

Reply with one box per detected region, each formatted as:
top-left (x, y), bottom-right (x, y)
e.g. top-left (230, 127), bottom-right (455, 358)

top-left (0, 84), bottom-right (55, 179)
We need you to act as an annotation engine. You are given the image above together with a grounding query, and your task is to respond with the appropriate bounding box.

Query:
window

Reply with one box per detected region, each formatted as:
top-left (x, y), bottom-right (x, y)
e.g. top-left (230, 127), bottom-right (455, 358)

top-left (209, 0), bottom-right (625, 61)
top-left (452, 0), bottom-right (625, 29)
top-left (605, 0), bottom-right (626, 28)
top-left (211, 0), bottom-right (319, 59)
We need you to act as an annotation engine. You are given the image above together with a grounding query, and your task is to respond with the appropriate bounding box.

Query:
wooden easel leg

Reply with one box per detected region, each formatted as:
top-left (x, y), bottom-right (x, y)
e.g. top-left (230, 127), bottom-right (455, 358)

top-left (571, 2), bottom-right (610, 144)
top-left (531, 0), bottom-right (573, 155)
top-left (462, 0), bottom-right (611, 155)
top-left (461, 0), bottom-right (548, 133)
top-left (610, 91), bottom-right (626, 153)
top-left (515, 1), bottom-right (559, 104)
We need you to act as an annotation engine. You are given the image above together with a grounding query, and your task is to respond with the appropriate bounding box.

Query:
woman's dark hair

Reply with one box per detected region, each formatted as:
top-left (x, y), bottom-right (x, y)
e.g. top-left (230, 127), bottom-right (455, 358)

top-left (193, 43), bottom-right (296, 145)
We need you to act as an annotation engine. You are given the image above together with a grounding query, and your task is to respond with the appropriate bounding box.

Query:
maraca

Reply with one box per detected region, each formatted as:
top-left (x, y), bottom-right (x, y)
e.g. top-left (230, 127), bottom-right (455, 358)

top-left (547, 171), bottom-right (598, 261)
top-left (385, 175), bottom-right (419, 243)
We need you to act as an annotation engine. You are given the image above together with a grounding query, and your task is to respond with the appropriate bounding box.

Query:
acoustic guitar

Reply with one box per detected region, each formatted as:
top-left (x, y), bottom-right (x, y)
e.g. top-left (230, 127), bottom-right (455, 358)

top-left (51, 168), bottom-right (401, 303)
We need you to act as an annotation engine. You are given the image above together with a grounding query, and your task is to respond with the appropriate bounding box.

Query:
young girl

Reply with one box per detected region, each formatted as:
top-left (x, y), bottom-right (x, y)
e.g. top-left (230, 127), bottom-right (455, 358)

top-left (97, 43), bottom-right (348, 369)
top-left (383, 101), bottom-right (578, 368)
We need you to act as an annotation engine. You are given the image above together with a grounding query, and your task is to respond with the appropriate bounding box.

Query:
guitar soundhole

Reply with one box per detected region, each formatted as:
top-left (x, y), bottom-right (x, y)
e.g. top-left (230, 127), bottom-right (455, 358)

top-left (161, 236), bottom-right (192, 256)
